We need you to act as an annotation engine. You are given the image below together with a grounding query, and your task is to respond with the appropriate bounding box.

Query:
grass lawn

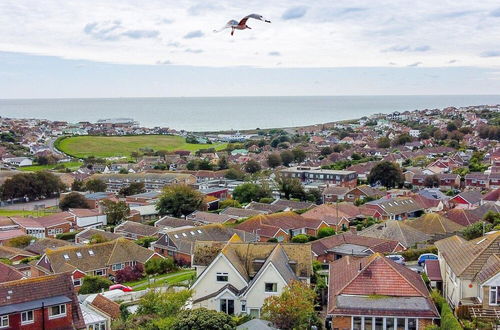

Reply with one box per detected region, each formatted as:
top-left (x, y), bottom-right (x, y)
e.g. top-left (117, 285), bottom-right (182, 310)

top-left (18, 161), bottom-right (83, 172)
top-left (124, 269), bottom-right (195, 291)
top-left (0, 208), bottom-right (57, 217)
top-left (56, 135), bottom-right (227, 159)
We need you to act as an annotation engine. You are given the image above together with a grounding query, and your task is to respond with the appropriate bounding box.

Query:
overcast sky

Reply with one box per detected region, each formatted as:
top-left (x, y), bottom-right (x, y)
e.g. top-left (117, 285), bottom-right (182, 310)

top-left (1, 0), bottom-right (500, 98)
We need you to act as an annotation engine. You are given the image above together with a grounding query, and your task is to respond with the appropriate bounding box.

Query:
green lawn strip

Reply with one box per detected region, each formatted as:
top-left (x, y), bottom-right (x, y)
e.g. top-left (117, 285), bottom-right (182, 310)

top-left (0, 209), bottom-right (56, 217)
top-left (18, 161), bottom-right (83, 172)
top-left (133, 272), bottom-right (194, 291)
top-left (124, 269), bottom-right (195, 288)
top-left (56, 135), bottom-right (226, 159)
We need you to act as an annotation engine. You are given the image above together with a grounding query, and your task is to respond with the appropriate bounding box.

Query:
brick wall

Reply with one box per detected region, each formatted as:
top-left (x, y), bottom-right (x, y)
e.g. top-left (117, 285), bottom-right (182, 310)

top-left (332, 316), bottom-right (351, 330)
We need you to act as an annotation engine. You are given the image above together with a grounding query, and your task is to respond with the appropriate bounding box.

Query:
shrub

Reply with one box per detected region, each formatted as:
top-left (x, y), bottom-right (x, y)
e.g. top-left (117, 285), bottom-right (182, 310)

top-left (6, 235), bottom-right (36, 248)
top-left (116, 264), bottom-right (144, 283)
top-left (135, 236), bottom-right (157, 248)
top-left (145, 257), bottom-right (176, 275)
top-left (317, 227), bottom-right (336, 239)
top-left (56, 231), bottom-right (78, 241)
top-left (171, 308), bottom-right (235, 330)
top-left (430, 290), bottom-right (462, 329)
top-left (267, 238), bottom-right (278, 243)
top-left (79, 275), bottom-right (113, 294)
top-left (401, 246), bottom-right (437, 261)
top-left (291, 234), bottom-right (309, 243)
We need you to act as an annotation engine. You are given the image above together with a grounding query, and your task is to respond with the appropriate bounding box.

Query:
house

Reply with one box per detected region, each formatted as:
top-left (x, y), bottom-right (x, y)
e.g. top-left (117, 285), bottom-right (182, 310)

top-left (482, 188), bottom-right (500, 205)
top-left (187, 211), bottom-right (236, 225)
top-left (364, 197), bottom-right (424, 220)
top-left (154, 216), bottom-right (198, 231)
top-left (190, 242), bottom-right (312, 318)
top-left (435, 231), bottom-right (500, 310)
top-left (403, 213), bottom-right (464, 239)
top-left (74, 228), bottom-right (121, 245)
top-left (11, 213), bottom-right (74, 238)
top-left (271, 199), bottom-right (315, 211)
top-left (68, 208), bottom-right (107, 229)
top-left (245, 202), bottom-right (283, 214)
top-left (37, 238), bottom-right (162, 285)
top-left (83, 192), bottom-right (118, 209)
top-left (311, 232), bottom-right (404, 263)
top-left (343, 185), bottom-right (383, 203)
top-left (438, 173), bottom-right (461, 190)
top-left (114, 221), bottom-right (161, 240)
top-left (465, 173), bottom-right (489, 189)
top-left (125, 191), bottom-right (161, 206)
top-left (449, 190), bottom-right (483, 209)
top-left (0, 229), bottom-right (27, 246)
top-left (80, 293), bottom-right (120, 330)
top-left (129, 204), bottom-right (159, 221)
top-left (0, 262), bottom-right (25, 283)
top-left (280, 166), bottom-right (358, 188)
top-left (359, 220), bottom-right (431, 248)
top-left (322, 186), bottom-right (350, 203)
top-left (0, 246), bottom-right (36, 264)
top-left (2, 157), bottom-right (33, 167)
top-left (326, 254), bottom-right (439, 330)
top-left (219, 207), bottom-right (266, 220)
top-left (302, 203), bottom-right (381, 222)
top-left (0, 273), bottom-right (85, 329)
top-left (235, 212), bottom-right (335, 242)
top-left (25, 237), bottom-right (73, 255)
top-left (152, 224), bottom-right (257, 266)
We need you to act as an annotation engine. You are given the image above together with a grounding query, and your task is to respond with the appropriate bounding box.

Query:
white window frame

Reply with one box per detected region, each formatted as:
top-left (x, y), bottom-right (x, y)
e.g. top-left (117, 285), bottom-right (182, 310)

top-left (0, 315), bottom-right (8, 328)
top-left (21, 310), bottom-right (34, 325)
top-left (49, 304), bottom-right (67, 319)
top-left (490, 286), bottom-right (499, 306)
top-left (351, 316), bottom-right (418, 330)
top-left (216, 272), bottom-right (228, 282)
top-left (73, 277), bottom-right (82, 286)
top-left (112, 263), bottom-right (125, 271)
top-left (95, 269), bottom-right (106, 276)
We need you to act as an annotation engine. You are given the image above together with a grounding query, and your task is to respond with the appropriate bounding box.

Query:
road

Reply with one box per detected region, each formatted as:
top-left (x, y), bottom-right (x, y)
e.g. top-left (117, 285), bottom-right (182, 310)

top-left (47, 137), bottom-right (66, 156)
top-left (0, 197), bottom-right (59, 210)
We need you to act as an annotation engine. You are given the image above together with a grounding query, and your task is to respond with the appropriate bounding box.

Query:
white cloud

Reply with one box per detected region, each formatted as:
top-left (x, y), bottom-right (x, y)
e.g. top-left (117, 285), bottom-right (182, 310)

top-left (0, 0), bottom-right (499, 68)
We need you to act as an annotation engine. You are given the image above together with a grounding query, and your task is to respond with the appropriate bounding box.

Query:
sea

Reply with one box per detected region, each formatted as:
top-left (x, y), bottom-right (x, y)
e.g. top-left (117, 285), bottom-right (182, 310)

top-left (1, 95), bottom-right (500, 132)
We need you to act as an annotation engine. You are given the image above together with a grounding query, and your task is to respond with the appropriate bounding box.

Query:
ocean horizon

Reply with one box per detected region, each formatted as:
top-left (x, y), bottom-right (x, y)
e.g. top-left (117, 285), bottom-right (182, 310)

top-left (1, 95), bottom-right (500, 132)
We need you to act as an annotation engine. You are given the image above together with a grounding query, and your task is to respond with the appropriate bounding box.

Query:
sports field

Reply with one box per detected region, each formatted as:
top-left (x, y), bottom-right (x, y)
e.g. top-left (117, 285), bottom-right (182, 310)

top-left (56, 135), bottom-right (226, 159)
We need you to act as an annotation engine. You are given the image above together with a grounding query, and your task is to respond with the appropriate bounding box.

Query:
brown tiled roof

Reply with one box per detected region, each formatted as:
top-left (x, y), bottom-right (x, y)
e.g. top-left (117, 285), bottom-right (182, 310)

top-left (235, 212), bottom-right (324, 237)
top-left (435, 232), bottom-right (500, 279)
top-left (0, 273), bottom-right (85, 329)
top-left (272, 199), bottom-right (315, 211)
top-left (155, 216), bottom-right (198, 228)
top-left (0, 246), bottom-right (35, 259)
top-left (0, 263), bottom-right (24, 283)
top-left (219, 207), bottom-right (266, 218)
top-left (404, 213), bottom-right (464, 235)
top-left (327, 254), bottom-right (438, 318)
top-left (187, 211), bottom-right (234, 224)
top-left (303, 203), bottom-right (371, 220)
top-left (245, 202), bottom-right (284, 213)
top-left (482, 188), bottom-right (500, 202)
top-left (75, 228), bottom-right (121, 242)
top-left (25, 238), bottom-right (73, 255)
top-left (359, 220), bottom-right (431, 248)
top-left (424, 260), bottom-right (442, 281)
top-left (476, 254), bottom-right (500, 284)
top-left (311, 233), bottom-right (401, 257)
top-left (444, 209), bottom-right (480, 227)
top-left (114, 221), bottom-right (160, 237)
top-left (90, 294), bottom-right (121, 319)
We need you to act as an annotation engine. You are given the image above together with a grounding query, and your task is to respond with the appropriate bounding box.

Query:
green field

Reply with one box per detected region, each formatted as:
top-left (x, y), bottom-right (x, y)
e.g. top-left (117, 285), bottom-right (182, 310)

top-left (56, 135), bottom-right (226, 159)
top-left (19, 161), bottom-right (83, 172)
top-left (0, 209), bottom-right (57, 217)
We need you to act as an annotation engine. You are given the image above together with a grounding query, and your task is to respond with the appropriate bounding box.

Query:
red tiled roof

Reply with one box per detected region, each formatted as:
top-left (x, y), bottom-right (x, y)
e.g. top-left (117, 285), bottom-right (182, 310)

top-left (236, 211), bottom-right (323, 237)
top-left (0, 263), bottom-right (24, 283)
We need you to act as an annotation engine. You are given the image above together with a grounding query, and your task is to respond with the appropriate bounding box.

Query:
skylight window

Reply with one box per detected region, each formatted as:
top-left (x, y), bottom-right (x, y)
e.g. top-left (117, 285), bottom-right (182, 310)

top-left (76, 252), bottom-right (82, 258)
top-left (63, 254), bottom-right (69, 260)
top-left (197, 230), bottom-right (202, 234)
top-left (182, 233), bottom-right (187, 237)
top-left (190, 231), bottom-right (195, 235)
top-left (88, 250), bottom-right (95, 256)
top-left (174, 234), bottom-right (179, 238)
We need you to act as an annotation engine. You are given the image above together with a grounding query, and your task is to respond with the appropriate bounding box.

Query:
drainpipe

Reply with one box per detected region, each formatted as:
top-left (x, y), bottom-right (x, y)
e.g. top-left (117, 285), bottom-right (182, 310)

top-left (41, 302), bottom-right (45, 330)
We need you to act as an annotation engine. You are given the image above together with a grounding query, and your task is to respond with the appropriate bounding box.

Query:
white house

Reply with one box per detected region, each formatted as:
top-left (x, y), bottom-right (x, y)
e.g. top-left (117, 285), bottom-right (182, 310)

top-left (3, 157), bottom-right (33, 167)
top-left (409, 129), bottom-right (420, 138)
top-left (190, 240), bottom-right (312, 318)
top-left (68, 208), bottom-right (107, 229)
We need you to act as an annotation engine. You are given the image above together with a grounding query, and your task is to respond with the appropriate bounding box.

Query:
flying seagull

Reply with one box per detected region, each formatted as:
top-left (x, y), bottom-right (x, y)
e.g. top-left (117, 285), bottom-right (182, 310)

top-left (214, 14), bottom-right (271, 36)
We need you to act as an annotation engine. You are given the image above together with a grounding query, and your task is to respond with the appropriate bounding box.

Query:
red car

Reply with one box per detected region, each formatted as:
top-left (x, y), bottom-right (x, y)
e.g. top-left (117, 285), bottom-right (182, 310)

top-left (109, 284), bottom-right (133, 292)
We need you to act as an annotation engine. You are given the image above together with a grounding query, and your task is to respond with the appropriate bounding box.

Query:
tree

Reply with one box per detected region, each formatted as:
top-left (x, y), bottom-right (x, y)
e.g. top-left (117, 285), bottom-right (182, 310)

top-left (305, 188), bottom-right (322, 204)
top-left (267, 153), bottom-right (282, 168)
top-left (317, 227), bottom-right (336, 239)
top-left (137, 289), bottom-right (192, 318)
top-left (85, 179), bottom-right (107, 193)
top-left (5, 235), bottom-right (35, 248)
top-left (462, 222), bottom-right (493, 240)
top-left (446, 121), bottom-right (458, 132)
top-left (102, 200), bottom-right (130, 225)
top-left (377, 137), bottom-right (391, 148)
top-left (219, 199), bottom-right (241, 209)
top-left (59, 192), bottom-right (88, 211)
top-left (116, 264), bottom-right (144, 283)
top-left (156, 184), bottom-right (206, 217)
top-left (171, 308), bottom-right (235, 330)
top-left (1, 172), bottom-right (66, 200)
top-left (424, 175), bottom-right (440, 188)
top-left (320, 147), bottom-right (333, 156)
top-left (217, 156), bottom-right (229, 170)
top-left (71, 179), bottom-right (85, 192)
top-left (198, 159), bottom-right (214, 170)
top-left (225, 167), bottom-right (246, 180)
top-left (244, 160), bottom-right (261, 174)
top-left (483, 210), bottom-right (500, 226)
top-left (79, 275), bottom-right (113, 294)
top-left (145, 257), bottom-right (176, 275)
top-left (119, 182), bottom-right (146, 197)
top-left (280, 150), bottom-right (294, 167)
top-left (233, 182), bottom-right (272, 204)
top-left (135, 236), bottom-right (157, 248)
top-left (275, 175), bottom-right (305, 200)
top-left (291, 234), bottom-right (309, 243)
top-left (368, 161), bottom-right (404, 188)
top-left (292, 148), bottom-right (306, 163)
top-left (261, 281), bottom-right (317, 330)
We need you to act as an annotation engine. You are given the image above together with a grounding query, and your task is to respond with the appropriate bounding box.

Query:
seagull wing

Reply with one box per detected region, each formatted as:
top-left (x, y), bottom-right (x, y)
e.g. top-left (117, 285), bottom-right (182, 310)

top-left (239, 14), bottom-right (271, 25)
top-left (213, 20), bottom-right (238, 33)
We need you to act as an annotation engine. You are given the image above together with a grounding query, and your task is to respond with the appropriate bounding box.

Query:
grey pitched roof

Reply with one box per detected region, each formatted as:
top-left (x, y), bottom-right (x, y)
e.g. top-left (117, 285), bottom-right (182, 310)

top-left (237, 319), bottom-right (277, 330)
top-left (219, 207), bottom-right (266, 219)
top-left (359, 220), bottom-right (431, 248)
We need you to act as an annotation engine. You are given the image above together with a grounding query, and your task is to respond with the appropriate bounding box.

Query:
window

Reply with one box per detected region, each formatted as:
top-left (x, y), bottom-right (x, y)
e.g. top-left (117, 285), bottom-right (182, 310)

top-left (95, 269), bottom-right (106, 276)
top-left (219, 299), bottom-right (234, 315)
top-left (241, 301), bottom-right (246, 312)
top-left (49, 304), bottom-right (67, 319)
top-left (63, 254), bottom-right (70, 260)
top-left (88, 250), bottom-right (95, 256)
top-left (490, 286), bottom-right (499, 305)
top-left (0, 316), bottom-right (8, 328)
top-left (21, 310), bottom-right (34, 325)
top-left (112, 263), bottom-right (124, 271)
top-left (216, 272), bottom-right (228, 282)
top-left (249, 309), bottom-right (260, 318)
top-left (352, 317), bottom-right (417, 330)
top-left (352, 317), bottom-right (362, 330)
top-left (264, 282), bottom-right (277, 293)
top-left (76, 252), bottom-right (82, 258)
top-left (88, 322), bottom-right (106, 330)
top-left (73, 278), bottom-right (82, 286)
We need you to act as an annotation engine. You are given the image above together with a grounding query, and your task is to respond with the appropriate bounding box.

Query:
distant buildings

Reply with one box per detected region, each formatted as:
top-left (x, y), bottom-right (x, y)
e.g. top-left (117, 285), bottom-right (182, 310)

top-left (281, 166), bottom-right (357, 188)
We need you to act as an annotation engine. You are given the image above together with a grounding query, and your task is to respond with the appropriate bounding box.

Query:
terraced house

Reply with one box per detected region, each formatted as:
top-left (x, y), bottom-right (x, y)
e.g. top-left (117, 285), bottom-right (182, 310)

top-left (88, 172), bottom-right (196, 193)
top-left (36, 238), bottom-right (162, 288)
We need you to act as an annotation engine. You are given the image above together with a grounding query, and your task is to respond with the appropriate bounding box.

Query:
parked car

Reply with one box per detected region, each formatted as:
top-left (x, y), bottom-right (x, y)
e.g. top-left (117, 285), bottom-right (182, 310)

top-left (417, 253), bottom-right (438, 266)
top-left (109, 284), bottom-right (133, 292)
top-left (386, 255), bottom-right (405, 265)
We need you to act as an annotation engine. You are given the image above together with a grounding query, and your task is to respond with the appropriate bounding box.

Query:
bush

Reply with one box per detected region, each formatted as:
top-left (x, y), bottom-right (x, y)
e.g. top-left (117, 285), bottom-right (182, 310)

top-left (259, 197), bottom-right (274, 204)
top-left (430, 290), bottom-right (462, 330)
top-left (171, 308), bottom-right (235, 330)
top-left (135, 236), bottom-right (157, 248)
top-left (219, 199), bottom-right (241, 209)
top-left (267, 238), bottom-right (278, 243)
top-left (401, 246), bottom-right (437, 261)
top-left (116, 264), bottom-right (144, 283)
top-left (59, 192), bottom-right (88, 210)
top-left (56, 231), bottom-right (78, 241)
top-left (79, 275), bottom-right (113, 294)
top-left (6, 235), bottom-right (36, 248)
top-left (291, 234), bottom-right (309, 243)
top-left (317, 227), bottom-right (336, 239)
top-left (145, 257), bottom-right (176, 275)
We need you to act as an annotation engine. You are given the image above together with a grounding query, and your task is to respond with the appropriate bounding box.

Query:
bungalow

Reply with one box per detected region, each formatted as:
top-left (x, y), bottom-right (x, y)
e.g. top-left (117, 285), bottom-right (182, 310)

top-left (190, 242), bottom-right (312, 318)
top-left (311, 232), bottom-right (404, 263)
top-left (25, 237), bottom-right (73, 255)
top-left (343, 185), bottom-right (383, 203)
top-left (322, 186), bottom-right (350, 203)
top-left (74, 228), bottom-right (120, 245)
top-left (2, 157), bottom-right (33, 167)
top-left (271, 199), bottom-right (315, 211)
top-left (0, 246), bottom-right (36, 264)
top-left (465, 173), bottom-right (489, 189)
top-left (364, 197), bottom-right (424, 220)
top-left (11, 213), bottom-right (74, 239)
top-left (359, 220), bottom-right (431, 248)
top-left (154, 216), bottom-right (198, 231)
top-left (37, 238), bottom-right (162, 285)
top-left (152, 224), bottom-right (257, 266)
top-left (0, 262), bottom-right (25, 283)
top-left (219, 207), bottom-right (266, 220)
top-left (68, 208), bottom-right (107, 229)
top-left (449, 190), bottom-right (483, 209)
top-left (326, 254), bottom-right (439, 330)
top-left (435, 232), bottom-right (500, 310)
top-left (403, 213), bottom-right (464, 239)
top-left (187, 211), bottom-right (236, 225)
top-left (114, 221), bottom-right (161, 240)
top-left (0, 273), bottom-right (85, 329)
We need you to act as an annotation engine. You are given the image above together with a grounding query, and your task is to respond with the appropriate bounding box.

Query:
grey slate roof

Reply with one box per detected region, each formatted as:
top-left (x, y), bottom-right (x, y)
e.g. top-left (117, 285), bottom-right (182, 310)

top-left (359, 220), bottom-right (431, 248)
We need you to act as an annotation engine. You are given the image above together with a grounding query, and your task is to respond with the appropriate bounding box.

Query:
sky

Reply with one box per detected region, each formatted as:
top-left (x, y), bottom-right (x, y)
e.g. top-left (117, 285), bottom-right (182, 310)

top-left (1, 0), bottom-right (500, 98)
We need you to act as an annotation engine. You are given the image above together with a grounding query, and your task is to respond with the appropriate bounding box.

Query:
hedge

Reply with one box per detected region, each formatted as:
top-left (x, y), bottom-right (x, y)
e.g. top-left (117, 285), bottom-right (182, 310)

top-left (430, 290), bottom-right (463, 329)
top-left (401, 246), bottom-right (438, 261)
top-left (56, 231), bottom-right (79, 241)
